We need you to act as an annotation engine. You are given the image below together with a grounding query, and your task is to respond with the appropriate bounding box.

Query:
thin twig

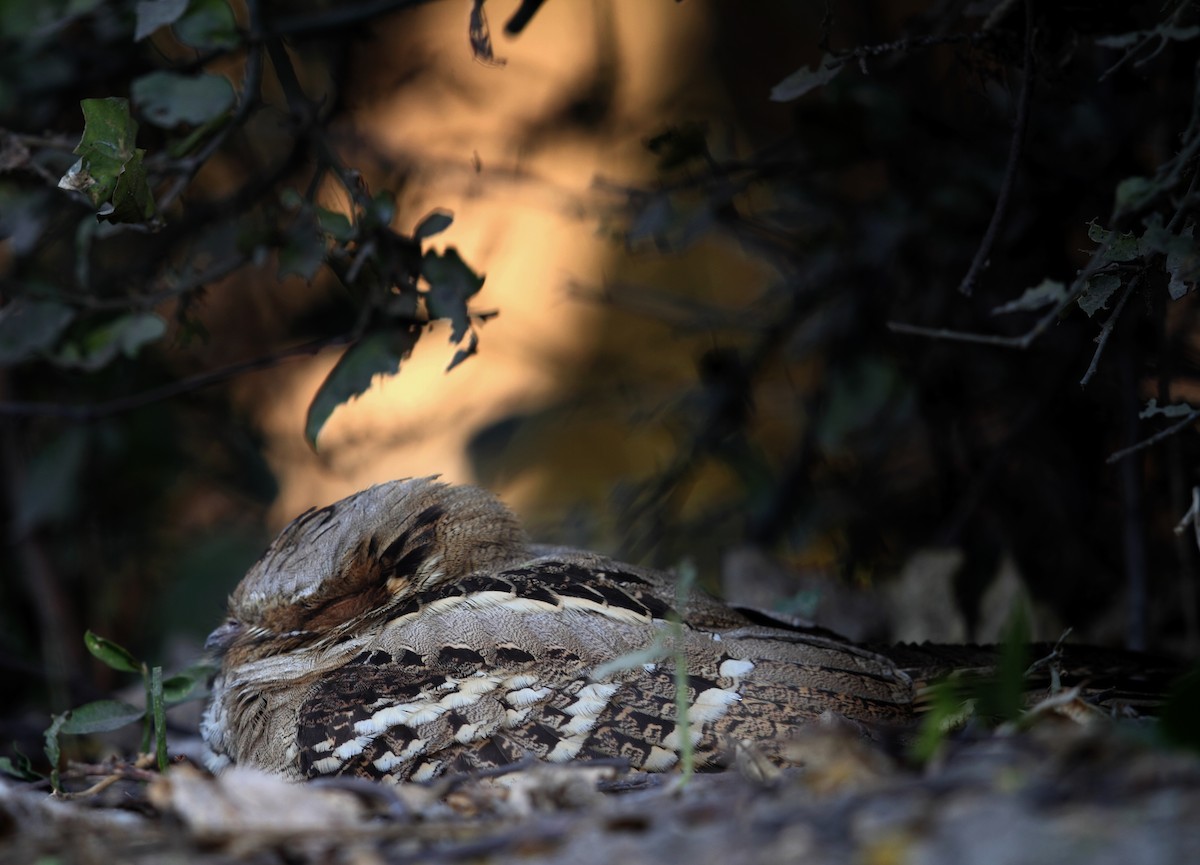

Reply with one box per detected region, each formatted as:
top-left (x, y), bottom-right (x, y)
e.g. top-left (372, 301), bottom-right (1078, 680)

top-left (265, 39), bottom-right (371, 214)
top-left (1079, 275), bottom-right (1138, 387)
top-left (890, 219), bottom-right (1119, 352)
top-left (1191, 486), bottom-right (1200, 555)
top-left (888, 280), bottom-right (1076, 349)
top-left (0, 334), bottom-right (354, 421)
top-left (1098, 0), bottom-right (1193, 83)
top-left (1173, 485), bottom-right (1200, 542)
top-left (1106, 408), bottom-right (1200, 464)
top-left (50, 255), bottom-right (251, 312)
top-left (271, 0), bottom-right (439, 37)
top-left (156, 0), bottom-right (265, 214)
top-left (958, 0), bottom-right (1035, 296)
top-left (828, 31), bottom-right (992, 71)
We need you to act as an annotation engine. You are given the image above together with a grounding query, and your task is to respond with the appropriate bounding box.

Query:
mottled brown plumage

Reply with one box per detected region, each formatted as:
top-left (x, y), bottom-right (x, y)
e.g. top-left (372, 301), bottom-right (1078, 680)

top-left (201, 478), bottom-right (914, 782)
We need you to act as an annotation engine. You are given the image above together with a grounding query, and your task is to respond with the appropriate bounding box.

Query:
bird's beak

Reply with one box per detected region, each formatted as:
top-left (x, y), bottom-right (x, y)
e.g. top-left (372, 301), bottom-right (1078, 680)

top-left (205, 618), bottom-right (243, 655)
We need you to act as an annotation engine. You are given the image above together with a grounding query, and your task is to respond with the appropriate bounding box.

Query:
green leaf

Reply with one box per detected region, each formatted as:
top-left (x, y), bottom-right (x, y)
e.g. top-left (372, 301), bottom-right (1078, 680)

top-left (1140, 398), bottom-right (1198, 420)
top-left (134, 0), bottom-right (189, 40)
top-left (103, 148), bottom-right (157, 223)
top-left (977, 604), bottom-right (1029, 723)
top-left (317, 207), bottom-right (355, 242)
top-left (58, 99), bottom-right (157, 224)
top-left (43, 713), bottom-right (65, 792)
top-left (305, 326), bottom-right (423, 447)
top-left (161, 663), bottom-right (215, 704)
top-left (1078, 274), bottom-right (1122, 317)
top-left (132, 71), bottom-right (235, 128)
top-left (770, 54), bottom-right (842, 102)
top-left (0, 298), bottom-right (75, 365)
top-left (173, 0), bottom-right (239, 50)
top-left (910, 679), bottom-right (977, 763)
top-left (0, 745), bottom-right (42, 781)
top-left (1087, 220), bottom-right (1143, 262)
top-left (59, 700), bottom-right (145, 735)
top-left (992, 279), bottom-right (1068, 315)
top-left (84, 631), bottom-right (143, 674)
top-left (56, 312), bottom-right (167, 371)
top-left (414, 208), bottom-right (454, 241)
top-left (422, 247), bottom-right (485, 343)
top-left (60, 98), bottom-right (137, 205)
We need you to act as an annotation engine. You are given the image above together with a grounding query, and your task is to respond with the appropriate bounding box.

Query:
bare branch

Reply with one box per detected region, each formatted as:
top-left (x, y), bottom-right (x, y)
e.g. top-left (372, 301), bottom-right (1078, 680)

top-left (958, 0), bottom-right (1035, 296)
top-left (1079, 275), bottom-right (1138, 387)
top-left (1107, 408), bottom-right (1200, 464)
top-left (0, 334), bottom-right (354, 421)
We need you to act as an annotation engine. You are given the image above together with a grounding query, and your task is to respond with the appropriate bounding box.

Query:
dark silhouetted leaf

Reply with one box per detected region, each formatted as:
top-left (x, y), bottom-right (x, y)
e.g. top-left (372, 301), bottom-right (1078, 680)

top-left (415, 208), bottom-right (454, 241)
top-left (446, 329), bottom-right (478, 371)
top-left (469, 0), bottom-right (506, 67)
top-left (317, 207), bottom-right (355, 242)
top-left (368, 190), bottom-right (396, 228)
top-left (422, 247), bottom-right (485, 343)
top-left (305, 326), bottom-right (422, 447)
top-left (55, 312), bottom-right (166, 370)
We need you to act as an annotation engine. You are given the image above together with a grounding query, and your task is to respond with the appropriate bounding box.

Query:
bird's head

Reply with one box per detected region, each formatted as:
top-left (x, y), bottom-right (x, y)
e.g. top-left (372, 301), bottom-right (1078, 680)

top-left (205, 477), bottom-right (529, 664)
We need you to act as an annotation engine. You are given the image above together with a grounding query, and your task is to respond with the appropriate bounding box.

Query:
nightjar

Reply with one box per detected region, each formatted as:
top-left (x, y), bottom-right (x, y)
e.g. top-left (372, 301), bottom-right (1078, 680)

top-left (200, 478), bottom-right (914, 782)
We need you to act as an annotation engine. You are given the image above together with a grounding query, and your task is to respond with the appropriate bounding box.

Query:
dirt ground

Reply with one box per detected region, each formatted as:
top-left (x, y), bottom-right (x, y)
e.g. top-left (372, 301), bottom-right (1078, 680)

top-left (4, 714), bottom-right (1198, 865)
